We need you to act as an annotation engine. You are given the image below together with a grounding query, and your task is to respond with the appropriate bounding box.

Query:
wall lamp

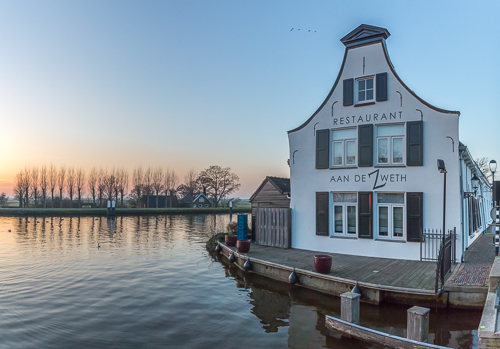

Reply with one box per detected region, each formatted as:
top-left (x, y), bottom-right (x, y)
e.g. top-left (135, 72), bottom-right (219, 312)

top-left (463, 174), bottom-right (480, 198)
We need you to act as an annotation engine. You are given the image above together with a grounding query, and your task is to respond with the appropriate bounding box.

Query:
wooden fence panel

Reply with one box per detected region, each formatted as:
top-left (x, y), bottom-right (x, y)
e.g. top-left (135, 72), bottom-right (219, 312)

top-left (255, 208), bottom-right (291, 249)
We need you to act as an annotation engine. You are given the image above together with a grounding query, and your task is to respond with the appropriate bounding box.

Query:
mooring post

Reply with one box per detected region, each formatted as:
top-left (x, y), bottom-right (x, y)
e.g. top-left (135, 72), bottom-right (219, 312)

top-left (340, 292), bottom-right (360, 325)
top-left (407, 306), bottom-right (430, 343)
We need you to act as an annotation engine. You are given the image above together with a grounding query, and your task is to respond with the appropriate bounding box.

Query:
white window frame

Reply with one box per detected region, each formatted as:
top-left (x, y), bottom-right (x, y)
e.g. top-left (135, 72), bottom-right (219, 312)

top-left (200, 197), bottom-right (205, 203)
top-left (356, 76), bottom-right (375, 104)
top-left (376, 125), bottom-right (405, 166)
top-left (331, 193), bottom-right (357, 237)
top-left (331, 128), bottom-right (357, 168)
top-left (376, 193), bottom-right (405, 240)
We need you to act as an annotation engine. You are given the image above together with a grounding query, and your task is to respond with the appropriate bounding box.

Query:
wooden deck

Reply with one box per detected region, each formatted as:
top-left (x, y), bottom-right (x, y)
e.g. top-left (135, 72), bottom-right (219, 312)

top-left (229, 243), bottom-right (438, 290)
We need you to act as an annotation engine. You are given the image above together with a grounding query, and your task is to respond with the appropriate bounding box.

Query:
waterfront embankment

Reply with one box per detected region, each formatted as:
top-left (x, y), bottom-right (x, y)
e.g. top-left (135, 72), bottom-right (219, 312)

top-left (0, 207), bottom-right (251, 217)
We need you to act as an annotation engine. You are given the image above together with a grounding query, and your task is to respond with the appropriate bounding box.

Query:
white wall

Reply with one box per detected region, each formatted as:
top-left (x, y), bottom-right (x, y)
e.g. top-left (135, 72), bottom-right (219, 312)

top-left (288, 41), bottom-right (461, 261)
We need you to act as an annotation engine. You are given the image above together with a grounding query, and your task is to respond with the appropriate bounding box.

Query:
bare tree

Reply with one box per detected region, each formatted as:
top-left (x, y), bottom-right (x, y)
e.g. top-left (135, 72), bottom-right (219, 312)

top-left (177, 169), bottom-right (200, 207)
top-left (131, 166), bottom-right (143, 208)
top-left (164, 168), bottom-right (178, 208)
top-left (76, 168), bottom-right (86, 208)
top-left (116, 167), bottom-right (128, 207)
top-left (13, 171), bottom-right (24, 207)
top-left (143, 166), bottom-right (153, 208)
top-left (88, 167), bottom-right (98, 207)
top-left (30, 166), bottom-right (39, 207)
top-left (198, 165), bottom-right (241, 207)
top-left (97, 168), bottom-right (107, 208)
top-left (23, 166), bottom-right (32, 208)
top-left (40, 165), bottom-right (48, 208)
top-left (476, 157), bottom-right (492, 181)
top-left (57, 166), bottom-right (66, 208)
top-left (49, 164), bottom-right (57, 208)
top-left (67, 167), bottom-right (76, 208)
top-left (104, 168), bottom-right (118, 202)
top-left (152, 167), bottom-right (165, 208)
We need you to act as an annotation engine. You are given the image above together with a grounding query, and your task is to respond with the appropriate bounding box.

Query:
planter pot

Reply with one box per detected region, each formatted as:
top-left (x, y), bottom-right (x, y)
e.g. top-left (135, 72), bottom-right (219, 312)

top-left (314, 255), bottom-right (332, 274)
top-left (237, 239), bottom-right (251, 253)
top-left (225, 235), bottom-right (237, 247)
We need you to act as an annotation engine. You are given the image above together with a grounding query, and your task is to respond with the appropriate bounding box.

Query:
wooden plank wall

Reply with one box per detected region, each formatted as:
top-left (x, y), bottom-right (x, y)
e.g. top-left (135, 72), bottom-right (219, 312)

top-left (256, 208), bottom-right (291, 249)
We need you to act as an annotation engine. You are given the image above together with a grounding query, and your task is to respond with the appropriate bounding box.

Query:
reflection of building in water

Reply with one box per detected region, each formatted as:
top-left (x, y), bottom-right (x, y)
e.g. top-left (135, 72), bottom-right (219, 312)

top-left (248, 288), bottom-right (291, 333)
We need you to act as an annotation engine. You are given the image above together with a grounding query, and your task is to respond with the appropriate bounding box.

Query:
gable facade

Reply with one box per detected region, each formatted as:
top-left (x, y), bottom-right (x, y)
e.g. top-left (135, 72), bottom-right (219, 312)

top-left (287, 25), bottom-right (492, 261)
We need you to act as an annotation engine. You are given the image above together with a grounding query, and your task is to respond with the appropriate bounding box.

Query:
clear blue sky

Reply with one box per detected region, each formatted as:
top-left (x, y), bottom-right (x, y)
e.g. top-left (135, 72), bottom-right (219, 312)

top-left (0, 0), bottom-right (498, 198)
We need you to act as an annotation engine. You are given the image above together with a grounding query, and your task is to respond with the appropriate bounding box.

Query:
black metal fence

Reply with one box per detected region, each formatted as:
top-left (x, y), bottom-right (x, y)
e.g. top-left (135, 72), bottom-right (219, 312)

top-left (420, 228), bottom-right (456, 293)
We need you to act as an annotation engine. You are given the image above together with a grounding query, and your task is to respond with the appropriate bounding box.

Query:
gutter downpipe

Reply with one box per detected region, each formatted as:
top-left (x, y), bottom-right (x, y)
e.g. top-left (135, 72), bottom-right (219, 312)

top-left (459, 151), bottom-right (465, 262)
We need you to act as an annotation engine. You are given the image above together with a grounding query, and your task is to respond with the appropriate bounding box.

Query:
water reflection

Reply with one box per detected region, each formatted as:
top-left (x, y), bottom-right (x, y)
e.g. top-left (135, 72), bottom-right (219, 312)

top-left (0, 214), bottom-right (480, 349)
top-left (220, 256), bottom-right (481, 349)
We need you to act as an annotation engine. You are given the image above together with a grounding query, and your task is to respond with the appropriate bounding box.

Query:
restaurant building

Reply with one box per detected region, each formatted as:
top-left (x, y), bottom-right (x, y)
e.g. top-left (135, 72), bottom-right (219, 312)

top-left (287, 24), bottom-right (493, 261)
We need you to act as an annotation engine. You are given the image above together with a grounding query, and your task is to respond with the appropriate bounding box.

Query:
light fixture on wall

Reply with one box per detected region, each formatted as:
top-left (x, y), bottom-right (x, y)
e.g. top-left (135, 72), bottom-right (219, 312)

top-left (463, 174), bottom-right (480, 198)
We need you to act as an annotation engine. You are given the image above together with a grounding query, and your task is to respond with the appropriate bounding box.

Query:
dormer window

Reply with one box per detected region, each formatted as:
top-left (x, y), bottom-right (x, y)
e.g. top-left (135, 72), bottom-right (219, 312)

top-left (357, 77), bottom-right (374, 103)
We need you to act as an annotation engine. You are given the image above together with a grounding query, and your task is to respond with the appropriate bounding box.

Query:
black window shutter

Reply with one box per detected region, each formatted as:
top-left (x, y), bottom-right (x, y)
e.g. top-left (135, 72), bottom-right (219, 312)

top-left (376, 72), bottom-right (387, 101)
top-left (358, 124), bottom-right (373, 167)
top-left (316, 192), bottom-right (329, 236)
top-left (343, 78), bottom-right (354, 106)
top-left (358, 192), bottom-right (372, 238)
top-left (407, 192), bottom-right (423, 242)
top-left (316, 129), bottom-right (330, 169)
top-left (407, 121), bottom-right (423, 166)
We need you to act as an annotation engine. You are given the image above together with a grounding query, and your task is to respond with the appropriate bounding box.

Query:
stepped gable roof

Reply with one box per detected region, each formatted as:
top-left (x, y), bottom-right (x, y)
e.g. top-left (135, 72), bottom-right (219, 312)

top-left (340, 24), bottom-right (390, 48)
top-left (250, 176), bottom-right (290, 202)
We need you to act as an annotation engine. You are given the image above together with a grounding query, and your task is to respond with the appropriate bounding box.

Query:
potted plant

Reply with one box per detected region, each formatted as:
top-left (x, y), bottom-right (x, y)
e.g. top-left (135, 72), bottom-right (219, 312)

top-left (225, 222), bottom-right (238, 247)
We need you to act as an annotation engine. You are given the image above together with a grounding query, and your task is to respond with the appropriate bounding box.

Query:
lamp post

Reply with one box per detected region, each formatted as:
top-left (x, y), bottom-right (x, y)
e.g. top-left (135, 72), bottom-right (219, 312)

top-left (490, 160), bottom-right (497, 255)
top-left (437, 159), bottom-right (447, 250)
top-left (491, 160), bottom-right (497, 205)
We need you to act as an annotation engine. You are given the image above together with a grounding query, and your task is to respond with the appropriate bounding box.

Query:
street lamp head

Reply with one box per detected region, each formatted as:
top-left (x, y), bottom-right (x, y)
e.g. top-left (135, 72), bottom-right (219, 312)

top-left (471, 174), bottom-right (480, 192)
top-left (490, 159), bottom-right (497, 173)
top-left (437, 159), bottom-right (446, 173)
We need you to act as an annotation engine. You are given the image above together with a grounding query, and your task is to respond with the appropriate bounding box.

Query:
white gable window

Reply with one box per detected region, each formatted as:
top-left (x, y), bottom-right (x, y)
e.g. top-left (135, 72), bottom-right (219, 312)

top-left (377, 124), bottom-right (404, 165)
top-left (357, 76), bottom-right (374, 103)
top-left (332, 192), bottom-right (357, 237)
top-left (332, 128), bottom-right (357, 168)
top-left (200, 197), bottom-right (205, 203)
top-left (376, 193), bottom-right (404, 240)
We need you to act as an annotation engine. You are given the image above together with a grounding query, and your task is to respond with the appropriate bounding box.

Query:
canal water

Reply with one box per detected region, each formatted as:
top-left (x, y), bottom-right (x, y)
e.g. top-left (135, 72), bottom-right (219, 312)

top-left (0, 215), bottom-right (481, 348)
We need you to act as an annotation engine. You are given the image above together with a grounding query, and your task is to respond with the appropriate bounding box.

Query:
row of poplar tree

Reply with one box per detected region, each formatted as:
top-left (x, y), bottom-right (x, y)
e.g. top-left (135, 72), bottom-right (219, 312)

top-left (12, 165), bottom-right (240, 209)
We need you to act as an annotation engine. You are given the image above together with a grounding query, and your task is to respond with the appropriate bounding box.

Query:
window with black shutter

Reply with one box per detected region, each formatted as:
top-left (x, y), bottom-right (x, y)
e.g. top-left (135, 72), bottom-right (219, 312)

top-left (316, 192), bottom-right (329, 236)
top-left (358, 192), bottom-right (372, 238)
top-left (358, 124), bottom-right (373, 167)
top-left (407, 121), bottom-right (423, 166)
top-left (407, 192), bottom-right (423, 242)
top-left (316, 129), bottom-right (330, 169)
top-left (376, 72), bottom-right (388, 101)
top-left (343, 78), bottom-right (354, 106)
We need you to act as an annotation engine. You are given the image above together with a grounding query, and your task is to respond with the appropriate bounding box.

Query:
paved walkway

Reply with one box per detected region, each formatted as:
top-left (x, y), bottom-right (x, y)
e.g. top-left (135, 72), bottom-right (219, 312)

top-left (447, 231), bottom-right (495, 287)
top-left (230, 243), bottom-right (438, 291)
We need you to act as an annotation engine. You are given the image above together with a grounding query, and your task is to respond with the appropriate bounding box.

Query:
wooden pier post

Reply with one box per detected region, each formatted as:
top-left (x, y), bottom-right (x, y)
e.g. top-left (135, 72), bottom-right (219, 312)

top-left (341, 291), bottom-right (360, 325)
top-left (407, 306), bottom-right (430, 343)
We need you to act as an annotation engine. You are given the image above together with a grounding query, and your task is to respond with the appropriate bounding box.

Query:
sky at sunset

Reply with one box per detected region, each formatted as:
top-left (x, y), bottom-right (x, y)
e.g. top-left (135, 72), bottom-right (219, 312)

top-left (0, 1), bottom-right (499, 198)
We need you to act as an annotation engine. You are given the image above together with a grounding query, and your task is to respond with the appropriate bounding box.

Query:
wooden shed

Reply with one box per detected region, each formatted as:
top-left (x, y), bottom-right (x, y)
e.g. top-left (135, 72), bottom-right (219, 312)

top-left (250, 176), bottom-right (291, 248)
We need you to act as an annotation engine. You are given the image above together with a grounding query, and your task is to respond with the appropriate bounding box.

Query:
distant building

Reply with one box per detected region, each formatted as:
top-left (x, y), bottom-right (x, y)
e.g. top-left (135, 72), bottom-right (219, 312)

top-left (142, 195), bottom-right (180, 208)
top-left (179, 193), bottom-right (213, 208)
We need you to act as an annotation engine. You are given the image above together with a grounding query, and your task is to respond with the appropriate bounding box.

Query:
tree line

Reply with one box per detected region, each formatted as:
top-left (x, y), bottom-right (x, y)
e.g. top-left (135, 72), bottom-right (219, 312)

top-left (13, 165), bottom-right (240, 209)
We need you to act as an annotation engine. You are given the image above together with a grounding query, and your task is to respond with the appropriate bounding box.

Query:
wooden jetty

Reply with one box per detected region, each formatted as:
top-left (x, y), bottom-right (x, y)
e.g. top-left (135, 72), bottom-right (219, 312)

top-left (217, 239), bottom-right (488, 308)
top-left (325, 315), bottom-right (448, 349)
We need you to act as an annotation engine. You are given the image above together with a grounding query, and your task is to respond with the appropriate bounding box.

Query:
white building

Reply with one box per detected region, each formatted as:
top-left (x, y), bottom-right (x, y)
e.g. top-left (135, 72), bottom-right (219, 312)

top-left (287, 24), bottom-right (492, 261)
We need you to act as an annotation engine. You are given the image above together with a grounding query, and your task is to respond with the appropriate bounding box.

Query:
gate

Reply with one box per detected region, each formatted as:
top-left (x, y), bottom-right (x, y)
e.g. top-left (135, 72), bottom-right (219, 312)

top-left (255, 208), bottom-right (291, 249)
top-left (421, 228), bottom-right (456, 293)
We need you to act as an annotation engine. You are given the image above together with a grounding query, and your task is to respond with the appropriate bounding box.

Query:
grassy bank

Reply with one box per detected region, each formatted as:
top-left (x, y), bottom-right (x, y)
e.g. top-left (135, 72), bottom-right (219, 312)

top-left (0, 207), bottom-right (251, 217)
